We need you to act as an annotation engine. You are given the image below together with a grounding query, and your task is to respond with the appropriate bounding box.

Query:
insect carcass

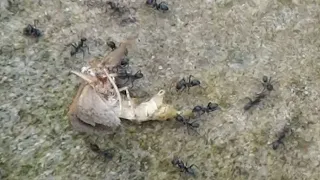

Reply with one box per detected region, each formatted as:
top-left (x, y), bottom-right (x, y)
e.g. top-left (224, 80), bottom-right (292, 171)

top-left (67, 37), bottom-right (177, 134)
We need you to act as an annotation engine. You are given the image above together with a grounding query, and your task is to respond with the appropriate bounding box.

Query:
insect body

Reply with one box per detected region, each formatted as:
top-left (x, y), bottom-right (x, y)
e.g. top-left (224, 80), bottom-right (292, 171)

top-left (89, 143), bottom-right (114, 160)
top-left (175, 114), bottom-right (199, 135)
top-left (261, 75), bottom-right (274, 93)
top-left (176, 75), bottom-right (201, 92)
top-left (68, 38), bottom-right (90, 58)
top-left (152, 0), bottom-right (169, 12)
top-left (172, 157), bottom-right (197, 176)
top-left (116, 70), bottom-right (144, 88)
top-left (192, 102), bottom-right (219, 117)
top-left (243, 93), bottom-right (266, 111)
top-left (107, 41), bottom-right (117, 51)
top-left (272, 127), bottom-right (291, 150)
top-left (23, 24), bottom-right (42, 38)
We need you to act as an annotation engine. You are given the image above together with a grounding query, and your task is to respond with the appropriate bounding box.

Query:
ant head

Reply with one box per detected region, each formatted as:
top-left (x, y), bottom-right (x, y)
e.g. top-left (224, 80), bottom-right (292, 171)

top-left (81, 37), bottom-right (87, 42)
top-left (175, 114), bottom-right (184, 122)
top-left (89, 143), bottom-right (100, 152)
top-left (272, 141), bottom-right (279, 150)
top-left (120, 57), bottom-right (129, 66)
top-left (207, 102), bottom-right (219, 111)
top-left (176, 78), bottom-right (186, 89)
top-left (262, 76), bottom-right (268, 83)
top-left (171, 158), bottom-right (178, 165)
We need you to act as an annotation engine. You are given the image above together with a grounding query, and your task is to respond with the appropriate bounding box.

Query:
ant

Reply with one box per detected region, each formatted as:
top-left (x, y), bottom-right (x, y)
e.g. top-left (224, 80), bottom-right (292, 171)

top-left (152, 0), bottom-right (169, 12)
top-left (175, 114), bottom-right (200, 135)
top-left (272, 126), bottom-right (292, 150)
top-left (106, 1), bottom-right (125, 16)
top-left (67, 38), bottom-right (90, 58)
top-left (243, 93), bottom-right (266, 111)
top-left (260, 75), bottom-right (275, 93)
top-left (109, 57), bottom-right (131, 73)
top-left (192, 102), bottom-right (220, 117)
top-left (172, 157), bottom-right (197, 177)
top-left (107, 41), bottom-right (117, 51)
top-left (116, 70), bottom-right (144, 88)
top-left (89, 143), bottom-right (114, 160)
top-left (176, 75), bottom-right (201, 93)
top-left (23, 20), bottom-right (42, 38)
top-left (146, 0), bottom-right (154, 5)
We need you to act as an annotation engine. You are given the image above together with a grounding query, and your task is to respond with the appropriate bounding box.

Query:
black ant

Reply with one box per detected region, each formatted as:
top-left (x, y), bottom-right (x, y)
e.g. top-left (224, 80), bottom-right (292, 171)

top-left (243, 93), bottom-right (266, 111)
top-left (172, 157), bottom-right (197, 177)
top-left (175, 114), bottom-right (200, 135)
top-left (192, 102), bottom-right (220, 117)
top-left (152, 0), bottom-right (169, 12)
top-left (176, 75), bottom-right (201, 93)
top-left (106, 1), bottom-right (125, 16)
top-left (116, 70), bottom-right (144, 88)
top-left (260, 75), bottom-right (275, 93)
top-left (67, 38), bottom-right (90, 58)
top-left (107, 41), bottom-right (117, 51)
top-left (109, 57), bottom-right (131, 73)
top-left (89, 143), bottom-right (114, 160)
top-left (23, 20), bottom-right (42, 38)
top-left (272, 126), bottom-right (291, 150)
top-left (146, 0), bottom-right (154, 5)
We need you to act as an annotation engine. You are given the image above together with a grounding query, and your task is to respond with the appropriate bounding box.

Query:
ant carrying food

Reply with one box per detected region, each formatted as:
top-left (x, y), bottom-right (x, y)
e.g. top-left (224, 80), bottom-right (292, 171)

top-left (271, 126), bottom-right (292, 150)
top-left (172, 157), bottom-right (197, 177)
top-left (175, 114), bottom-right (200, 135)
top-left (243, 93), bottom-right (266, 111)
top-left (23, 20), bottom-right (42, 38)
top-left (89, 143), bottom-right (114, 160)
top-left (176, 75), bottom-right (201, 93)
top-left (67, 38), bottom-right (90, 58)
top-left (116, 70), bottom-right (144, 88)
top-left (192, 102), bottom-right (220, 117)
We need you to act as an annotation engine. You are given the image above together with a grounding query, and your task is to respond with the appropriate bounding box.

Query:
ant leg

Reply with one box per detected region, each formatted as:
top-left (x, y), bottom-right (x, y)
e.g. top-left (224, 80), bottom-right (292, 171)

top-left (188, 164), bottom-right (199, 169)
top-left (71, 43), bottom-right (77, 48)
top-left (257, 86), bottom-right (266, 95)
top-left (280, 141), bottom-right (285, 149)
top-left (34, 19), bottom-right (39, 27)
top-left (84, 45), bottom-right (91, 54)
top-left (80, 48), bottom-right (85, 59)
top-left (188, 75), bottom-right (193, 84)
top-left (122, 77), bottom-right (131, 86)
top-left (118, 86), bottom-right (134, 113)
top-left (187, 86), bottom-right (190, 93)
top-left (130, 79), bottom-right (138, 88)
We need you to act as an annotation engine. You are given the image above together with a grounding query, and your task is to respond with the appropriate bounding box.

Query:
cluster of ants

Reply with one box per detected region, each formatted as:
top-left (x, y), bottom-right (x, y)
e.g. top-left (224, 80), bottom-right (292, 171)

top-left (22, 2), bottom-right (290, 178)
top-left (242, 76), bottom-right (292, 150)
top-left (173, 75), bottom-right (220, 136)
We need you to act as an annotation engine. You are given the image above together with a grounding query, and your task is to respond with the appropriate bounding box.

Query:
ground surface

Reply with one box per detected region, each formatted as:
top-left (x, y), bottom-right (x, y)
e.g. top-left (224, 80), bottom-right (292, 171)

top-left (1, 0), bottom-right (320, 179)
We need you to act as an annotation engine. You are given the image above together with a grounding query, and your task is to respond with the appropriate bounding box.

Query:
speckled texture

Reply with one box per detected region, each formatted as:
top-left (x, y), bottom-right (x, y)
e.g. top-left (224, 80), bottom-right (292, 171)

top-left (1, 0), bottom-right (320, 179)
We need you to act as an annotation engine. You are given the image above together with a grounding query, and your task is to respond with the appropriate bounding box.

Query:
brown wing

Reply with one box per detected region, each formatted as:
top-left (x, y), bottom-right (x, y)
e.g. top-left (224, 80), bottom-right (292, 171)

top-left (75, 84), bottom-right (121, 128)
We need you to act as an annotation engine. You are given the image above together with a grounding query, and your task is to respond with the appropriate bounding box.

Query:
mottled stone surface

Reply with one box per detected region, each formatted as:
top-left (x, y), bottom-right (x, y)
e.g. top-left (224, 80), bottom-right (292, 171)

top-left (1, 0), bottom-right (320, 179)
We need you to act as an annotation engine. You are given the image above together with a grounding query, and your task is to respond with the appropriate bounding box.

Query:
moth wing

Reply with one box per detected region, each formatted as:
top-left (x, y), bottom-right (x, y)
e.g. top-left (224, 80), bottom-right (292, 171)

top-left (76, 85), bottom-right (121, 127)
